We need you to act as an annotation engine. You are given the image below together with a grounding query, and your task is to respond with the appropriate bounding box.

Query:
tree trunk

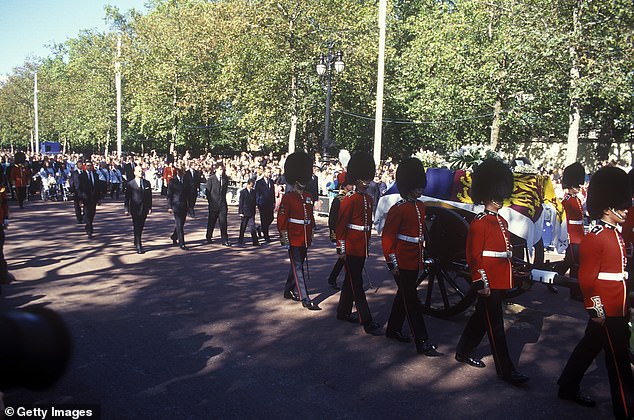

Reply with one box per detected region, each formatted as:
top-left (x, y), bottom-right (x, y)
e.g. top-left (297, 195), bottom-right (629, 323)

top-left (565, 1), bottom-right (582, 166)
top-left (288, 73), bottom-right (297, 154)
top-left (490, 98), bottom-right (501, 150)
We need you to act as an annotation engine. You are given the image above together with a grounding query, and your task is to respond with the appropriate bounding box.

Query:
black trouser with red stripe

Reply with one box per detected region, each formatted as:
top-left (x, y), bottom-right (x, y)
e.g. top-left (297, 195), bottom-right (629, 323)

top-left (285, 246), bottom-right (309, 300)
top-left (456, 290), bottom-right (515, 377)
top-left (337, 255), bottom-right (372, 325)
top-left (558, 317), bottom-right (634, 419)
top-left (387, 269), bottom-right (429, 342)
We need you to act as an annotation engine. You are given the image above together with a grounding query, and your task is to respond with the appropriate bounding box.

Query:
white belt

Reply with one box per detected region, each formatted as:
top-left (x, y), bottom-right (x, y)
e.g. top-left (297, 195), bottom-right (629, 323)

top-left (568, 220), bottom-right (583, 225)
top-left (347, 224), bottom-right (371, 232)
top-left (289, 218), bottom-right (311, 225)
top-left (597, 272), bottom-right (628, 281)
top-left (482, 250), bottom-right (512, 258)
top-left (397, 234), bottom-right (424, 243)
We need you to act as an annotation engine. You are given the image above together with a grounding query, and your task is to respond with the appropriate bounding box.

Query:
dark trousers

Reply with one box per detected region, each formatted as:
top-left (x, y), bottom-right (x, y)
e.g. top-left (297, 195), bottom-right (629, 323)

top-left (386, 269), bottom-right (429, 342)
top-left (83, 200), bottom-right (97, 235)
top-left (189, 194), bottom-right (198, 217)
top-left (110, 183), bottom-right (121, 199)
top-left (15, 187), bottom-right (27, 208)
top-left (337, 255), bottom-right (372, 325)
top-left (0, 228), bottom-right (7, 281)
top-left (285, 246), bottom-right (309, 300)
top-left (328, 257), bottom-right (345, 284)
top-left (238, 215), bottom-right (259, 245)
top-left (559, 317), bottom-right (634, 419)
top-left (171, 212), bottom-right (187, 245)
top-left (207, 206), bottom-right (228, 242)
top-left (74, 197), bottom-right (84, 222)
top-left (456, 290), bottom-right (515, 377)
top-left (258, 206), bottom-right (274, 240)
top-left (132, 212), bottom-right (148, 246)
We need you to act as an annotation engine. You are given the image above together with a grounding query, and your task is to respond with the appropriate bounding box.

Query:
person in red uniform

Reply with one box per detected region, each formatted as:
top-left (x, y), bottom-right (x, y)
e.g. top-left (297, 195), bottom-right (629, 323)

top-left (335, 151), bottom-right (381, 334)
top-left (0, 169), bottom-right (14, 295)
top-left (558, 166), bottom-right (633, 417)
top-left (382, 157), bottom-right (439, 355)
top-left (278, 152), bottom-right (320, 310)
top-left (621, 169), bottom-right (634, 280)
top-left (326, 171), bottom-right (352, 291)
top-left (9, 151), bottom-right (30, 209)
top-left (455, 158), bottom-right (530, 386)
top-left (559, 162), bottom-right (586, 299)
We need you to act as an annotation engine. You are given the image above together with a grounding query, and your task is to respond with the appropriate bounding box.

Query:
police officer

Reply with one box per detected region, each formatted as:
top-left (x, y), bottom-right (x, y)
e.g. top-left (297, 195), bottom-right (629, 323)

top-left (382, 157), bottom-right (439, 355)
top-left (278, 152), bottom-right (320, 310)
top-left (558, 166), bottom-right (633, 417)
top-left (455, 159), bottom-right (529, 386)
top-left (335, 151), bottom-right (381, 335)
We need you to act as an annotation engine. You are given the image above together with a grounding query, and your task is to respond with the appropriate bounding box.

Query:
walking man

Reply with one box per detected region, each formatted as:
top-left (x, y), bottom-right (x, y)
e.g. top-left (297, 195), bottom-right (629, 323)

top-left (125, 165), bottom-right (152, 254)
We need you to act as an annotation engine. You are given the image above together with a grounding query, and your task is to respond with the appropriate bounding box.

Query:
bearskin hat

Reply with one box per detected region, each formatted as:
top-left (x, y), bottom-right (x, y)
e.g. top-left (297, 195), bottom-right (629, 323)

top-left (345, 151), bottom-right (375, 185)
top-left (586, 166), bottom-right (631, 219)
top-left (396, 157), bottom-right (426, 198)
top-left (470, 158), bottom-right (513, 204)
top-left (284, 151), bottom-right (313, 185)
top-left (561, 162), bottom-right (585, 189)
top-left (14, 151), bottom-right (26, 165)
top-left (629, 168), bottom-right (634, 195)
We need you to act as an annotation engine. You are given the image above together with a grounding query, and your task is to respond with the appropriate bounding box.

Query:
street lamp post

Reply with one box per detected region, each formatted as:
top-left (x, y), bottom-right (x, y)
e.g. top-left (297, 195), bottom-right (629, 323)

top-left (316, 41), bottom-right (344, 160)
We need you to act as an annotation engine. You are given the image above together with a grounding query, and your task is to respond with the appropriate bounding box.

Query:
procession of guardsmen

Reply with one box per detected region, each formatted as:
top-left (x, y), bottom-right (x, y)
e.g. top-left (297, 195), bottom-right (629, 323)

top-left (1, 149), bottom-right (633, 418)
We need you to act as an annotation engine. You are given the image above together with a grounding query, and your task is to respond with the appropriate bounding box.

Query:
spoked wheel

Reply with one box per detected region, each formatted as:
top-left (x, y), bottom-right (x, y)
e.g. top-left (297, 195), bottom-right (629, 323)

top-left (418, 205), bottom-right (477, 318)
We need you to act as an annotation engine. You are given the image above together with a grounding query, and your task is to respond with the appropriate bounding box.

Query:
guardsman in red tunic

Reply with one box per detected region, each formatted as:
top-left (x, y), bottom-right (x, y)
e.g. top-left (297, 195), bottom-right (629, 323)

top-left (326, 171), bottom-right (352, 291)
top-left (558, 166), bottom-right (634, 417)
top-left (335, 151), bottom-right (381, 334)
top-left (9, 151), bottom-right (30, 209)
top-left (0, 169), bottom-right (14, 295)
top-left (455, 159), bottom-right (530, 386)
top-left (622, 169), bottom-right (634, 280)
top-left (278, 152), bottom-right (320, 310)
top-left (559, 162), bottom-right (586, 281)
top-left (382, 157), bottom-right (439, 356)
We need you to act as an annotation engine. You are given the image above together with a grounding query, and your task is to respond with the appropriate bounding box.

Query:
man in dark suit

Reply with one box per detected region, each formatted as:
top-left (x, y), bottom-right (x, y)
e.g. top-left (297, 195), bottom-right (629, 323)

top-left (205, 162), bottom-right (230, 246)
top-left (69, 163), bottom-right (84, 223)
top-left (184, 162), bottom-right (201, 217)
top-left (78, 161), bottom-right (100, 238)
top-left (122, 155), bottom-right (135, 194)
top-left (238, 179), bottom-right (260, 246)
top-left (125, 165), bottom-right (153, 254)
top-left (167, 166), bottom-right (191, 250)
top-left (255, 166), bottom-right (275, 242)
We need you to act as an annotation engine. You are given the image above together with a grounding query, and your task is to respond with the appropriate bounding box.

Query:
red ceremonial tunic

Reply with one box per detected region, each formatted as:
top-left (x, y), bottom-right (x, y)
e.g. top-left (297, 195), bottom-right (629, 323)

top-left (336, 191), bottom-right (373, 257)
top-left (562, 193), bottom-right (585, 244)
top-left (163, 166), bottom-right (175, 185)
top-left (579, 223), bottom-right (628, 317)
top-left (621, 205), bottom-right (634, 254)
top-left (10, 165), bottom-right (31, 188)
top-left (277, 190), bottom-right (314, 248)
top-left (466, 210), bottom-right (513, 290)
top-left (0, 186), bottom-right (8, 221)
top-left (381, 199), bottom-right (425, 271)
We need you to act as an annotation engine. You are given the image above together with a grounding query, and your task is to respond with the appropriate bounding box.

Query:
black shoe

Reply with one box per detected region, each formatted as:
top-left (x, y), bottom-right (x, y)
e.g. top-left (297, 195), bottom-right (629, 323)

top-left (363, 321), bottom-right (382, 336)
top-left (206, 238), bottom-right (213, 244)
top-left (501, 371), bottom-right (530, 386)
top-left (416, 339), bottom-right (441, 356)
top-left (337, 313), bottom-right (359, 324)
top-left (222, 242), bottom-right (232, 247)
top-left (172, 238), bottom-right (178, 245)
top-left (136, 248), bottom-right (143, 254)
top-left (180, 245), bottom-right (189, 250)
top-left (557, 390), bottom-right (596, 407)
top-left (386, 330), bottom-right (412, 343)
top-left (302, 299), bottom-right (321, 311)
top-left (455, 353), bottom-right (485, 368)
top-left (328, 281), bottom-right (340, 291)
top-left (284, 291), bottom-right (301, 301)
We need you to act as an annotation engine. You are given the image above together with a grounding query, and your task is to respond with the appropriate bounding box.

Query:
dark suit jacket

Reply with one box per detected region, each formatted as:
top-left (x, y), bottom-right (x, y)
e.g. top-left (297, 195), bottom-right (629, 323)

top-left (238, 188), bottom-right (257, 217)
top-left (167, 176), bottom-right (190, 215)
top-left (69, 169), bottom-right (81, 195)
top-left (78, 170), bottom-right (100, 203)
top-left (125, 178), bottom-right (152, 216)
top-left (206, 174), bottom-right (228, 210)
top-left (255, 177), bottom-right (275, 209)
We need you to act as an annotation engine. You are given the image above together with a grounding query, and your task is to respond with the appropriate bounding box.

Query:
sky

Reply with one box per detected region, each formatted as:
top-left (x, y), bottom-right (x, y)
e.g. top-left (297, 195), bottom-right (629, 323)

top-left (0, 0), bottom-right (149, 76)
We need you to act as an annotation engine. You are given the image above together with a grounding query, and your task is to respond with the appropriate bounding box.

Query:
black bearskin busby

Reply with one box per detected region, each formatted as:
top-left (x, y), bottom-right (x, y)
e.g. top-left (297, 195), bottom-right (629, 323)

top-left (396, 157), bottom-right (426, 198)
top-left (629, 168), bottom-right (634, 195)
top-left (586, 166), bottom-right (631, 220)
top-left (561, 162), bottom-right (585, 189)
top-left (345, 151), bottom-right (375, 185)
top-left (470, 158), bottom-right (513, 204)
top-left (166, 153), bottom-right (175, 165)
top-left (284, 151), bottom-right (313, 186)
top-left (14, 151), bottom-right (26, 165)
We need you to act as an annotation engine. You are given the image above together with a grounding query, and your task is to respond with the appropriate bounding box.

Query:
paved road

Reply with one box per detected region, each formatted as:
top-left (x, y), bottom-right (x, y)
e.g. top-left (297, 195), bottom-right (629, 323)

top-left (0, 194), bottom-right (617, 419)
